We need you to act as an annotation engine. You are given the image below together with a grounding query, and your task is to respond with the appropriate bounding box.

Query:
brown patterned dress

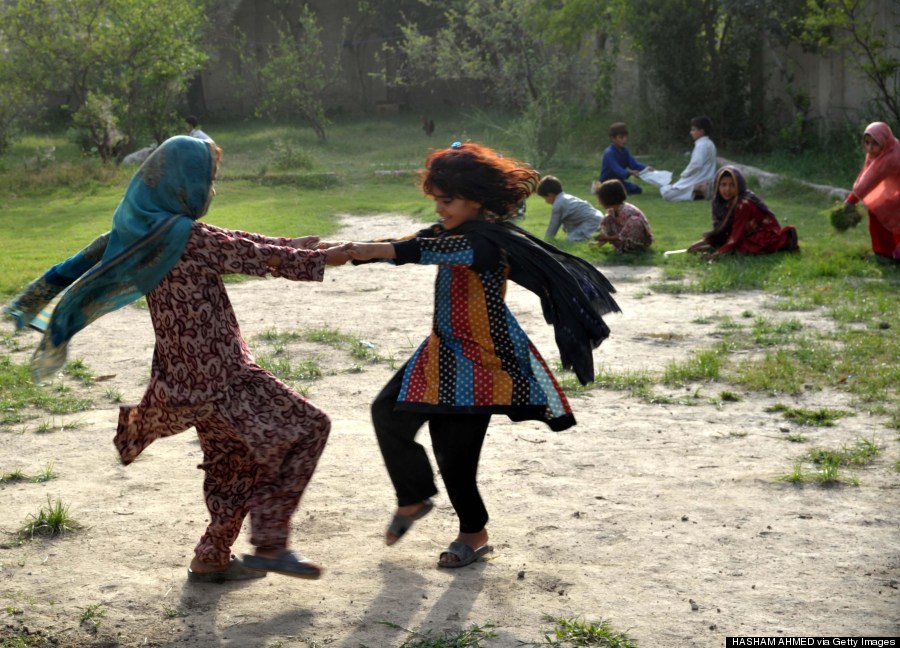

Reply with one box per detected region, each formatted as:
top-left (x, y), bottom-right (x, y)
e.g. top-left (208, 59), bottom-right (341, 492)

top-left (114, 221), bottom-right (331, 567)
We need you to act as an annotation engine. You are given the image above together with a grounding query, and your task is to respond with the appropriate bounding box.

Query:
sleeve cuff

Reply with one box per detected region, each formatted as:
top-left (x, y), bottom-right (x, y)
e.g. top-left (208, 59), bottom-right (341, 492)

top-left (392, 239), bottom-right (420, 265)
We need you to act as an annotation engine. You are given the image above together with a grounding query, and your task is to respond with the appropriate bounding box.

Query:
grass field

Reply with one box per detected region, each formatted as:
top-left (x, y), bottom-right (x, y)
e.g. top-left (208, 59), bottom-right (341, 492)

top-left (1, 113), bottom-right (897, 428)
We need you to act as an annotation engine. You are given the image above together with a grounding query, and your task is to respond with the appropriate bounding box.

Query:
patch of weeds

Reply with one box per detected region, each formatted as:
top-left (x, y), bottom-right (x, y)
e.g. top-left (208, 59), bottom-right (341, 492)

top-left (716, 315), bottom-right (744, 332)
top-left (19, 496), bottom-right (80, 539)
top-left (0, 356), bottom-right (92, 426)
top-left (732, 349), bottom-right (805, 395)
top-left (716, 430), bottom-right (748, 439)
top-left (104, 387), bottom-right (123, 403)
top-left (784, 433), bottom-right (807, 443)
top-left (63, 358), bottom-right (94, 385)
top-left (663, 348), bottom-right (722, 386)
top-left (378, 621), bottom-right (496, 648)
top-left (782, 436), bottom-right (879, 486)
top-left (268, 140), bottom-right (314, 171)
top-left (812, 455), bottom-right (849, 485)
top-left (79, 603), bottom-right (106, 634)
top-left (253, 326), bottom-right (385, 371)
top-left (34, 417), bottom-right (82, 434)
top-left (1, 332), bottom-right (23, 352)
top-left (766, 403), bottom-right (852, 426)
top-left (751, 316), bottom-right (803, 346)
top-left (304, 327), bottom-right (384, 363)
top-left (256, 353), bottom-right (323, 383)
top-left (0, 468), bottom-right (28, 484)
top-left (531, 615), bottom-right (636, 647)
top-left (32, 464), bottom-right (56, 483)
top-left (780, 462), bottom-right (806, 484)
top-left (718, 390), bottom-right (741, 402)
top-left (1, 464), bottom-right (56, 484)
top-left (556, 374), bottom-right (591, 395)
top-left (349, 339), bottom-right (380, 363)
top-left (162, 605), bottom-right (188, 619)
top-left (592, 367), bottom-right (654, 393)
top-left (808, 436), bottom-right (880, 467)
top-left (257, 328), bottom-right (304, 344)
top-left (5, 606), bottom-right (24, 615)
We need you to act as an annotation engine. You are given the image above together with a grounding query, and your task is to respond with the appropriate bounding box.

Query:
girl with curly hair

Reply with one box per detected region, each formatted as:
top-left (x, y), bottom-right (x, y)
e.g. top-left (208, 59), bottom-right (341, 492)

top-left (346, 142), bottom-right (619, 568)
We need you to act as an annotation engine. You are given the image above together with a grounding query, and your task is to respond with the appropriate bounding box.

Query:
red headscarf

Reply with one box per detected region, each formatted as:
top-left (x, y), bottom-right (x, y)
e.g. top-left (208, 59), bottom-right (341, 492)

top-left (852, 122), bottom-right (900, 232)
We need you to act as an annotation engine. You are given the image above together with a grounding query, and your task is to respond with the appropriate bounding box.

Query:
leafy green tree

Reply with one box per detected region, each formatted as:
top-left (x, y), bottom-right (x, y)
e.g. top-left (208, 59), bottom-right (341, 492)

top-left (255, 4), bottom-right (341, 142)
top-left (1, 0), bottom-right (208, 159)
top-left (385, 0), bottom-right (610, 165)
top-left (612, 0), bottom-right (812, 147)
top-left (800, 0), bottom-right (900, 125)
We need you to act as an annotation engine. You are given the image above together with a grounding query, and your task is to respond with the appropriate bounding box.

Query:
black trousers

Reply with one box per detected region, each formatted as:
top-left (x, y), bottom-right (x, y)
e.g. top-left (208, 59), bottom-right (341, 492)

top-left (371, 366), bottom-right (490, 534)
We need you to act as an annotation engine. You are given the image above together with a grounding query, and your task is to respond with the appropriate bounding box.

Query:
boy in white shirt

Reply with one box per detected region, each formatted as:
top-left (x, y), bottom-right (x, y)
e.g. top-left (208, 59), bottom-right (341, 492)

top-left (660, 116), bottom-right (717, 201)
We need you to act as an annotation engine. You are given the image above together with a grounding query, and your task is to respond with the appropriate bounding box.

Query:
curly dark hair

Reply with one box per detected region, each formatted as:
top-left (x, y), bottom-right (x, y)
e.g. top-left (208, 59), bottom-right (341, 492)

top-left (420, 142), bottom-right (539, 221)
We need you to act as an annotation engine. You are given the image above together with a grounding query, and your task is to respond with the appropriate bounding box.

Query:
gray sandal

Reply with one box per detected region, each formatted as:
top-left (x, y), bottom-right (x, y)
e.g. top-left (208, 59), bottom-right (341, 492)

top-left (386, 499), bottom-right (434, 545)
top-left (187, 556), bottom-right (267, 584)
top-left (242, 549), bottom-right (322, 579)
top-left (438, 541), bottom-right (493, 568)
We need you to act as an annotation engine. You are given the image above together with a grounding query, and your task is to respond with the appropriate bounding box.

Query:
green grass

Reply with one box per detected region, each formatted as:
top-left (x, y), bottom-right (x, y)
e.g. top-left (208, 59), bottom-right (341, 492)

top-left (0, 464), bottom-right (55, 484)
top-left (376, 621), bottom-right (496, 648)
top-left (765, 404), bottom-right (852, 427)
top-left (0, 356), bottom-right (93, 426)
top-left (78, 603), bottom-right (106, 634)
top-left (779, 436), bottom-right (880, 486)
top-left (535, 615), bottom-right (636, 647)
top-left (18, 496), bottom-right (80, 539)
top-left (1, 114), bottom-right (897, 431)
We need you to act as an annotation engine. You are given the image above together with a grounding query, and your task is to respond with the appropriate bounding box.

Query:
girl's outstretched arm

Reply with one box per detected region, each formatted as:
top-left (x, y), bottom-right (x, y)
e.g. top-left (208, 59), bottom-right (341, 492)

top-left (347, 242), bottom-right (397, 261)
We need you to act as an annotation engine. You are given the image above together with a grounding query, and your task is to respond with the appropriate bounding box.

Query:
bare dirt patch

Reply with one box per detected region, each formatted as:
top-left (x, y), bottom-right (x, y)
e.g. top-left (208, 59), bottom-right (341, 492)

top-left (1, 213), bottom-right (897, 647)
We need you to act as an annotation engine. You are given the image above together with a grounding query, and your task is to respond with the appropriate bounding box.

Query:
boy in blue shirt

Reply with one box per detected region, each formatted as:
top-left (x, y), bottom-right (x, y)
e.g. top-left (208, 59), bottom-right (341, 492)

top-left (599, 122), bottom-right (651, 195)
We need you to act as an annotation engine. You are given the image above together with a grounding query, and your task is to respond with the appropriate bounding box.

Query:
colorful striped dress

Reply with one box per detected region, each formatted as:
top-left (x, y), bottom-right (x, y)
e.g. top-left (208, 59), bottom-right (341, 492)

top-left (390, 225), bottom-right (576, 431)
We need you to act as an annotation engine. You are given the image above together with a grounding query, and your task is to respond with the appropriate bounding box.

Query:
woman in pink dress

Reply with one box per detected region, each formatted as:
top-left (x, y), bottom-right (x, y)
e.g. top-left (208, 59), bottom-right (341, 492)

top-left (844, 121), bottom-right (900, 259)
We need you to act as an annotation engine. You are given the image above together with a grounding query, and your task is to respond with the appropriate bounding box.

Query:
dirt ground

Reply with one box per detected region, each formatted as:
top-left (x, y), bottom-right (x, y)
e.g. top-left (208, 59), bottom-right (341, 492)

top-left (1, 213), bottom-right (897, 647)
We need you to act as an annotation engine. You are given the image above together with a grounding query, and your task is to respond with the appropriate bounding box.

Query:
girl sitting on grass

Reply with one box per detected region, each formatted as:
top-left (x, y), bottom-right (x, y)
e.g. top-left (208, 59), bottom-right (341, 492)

top-left (593, 179), bottom-right (653, 253)
top-left (687, 166), bottom-right (798, 260)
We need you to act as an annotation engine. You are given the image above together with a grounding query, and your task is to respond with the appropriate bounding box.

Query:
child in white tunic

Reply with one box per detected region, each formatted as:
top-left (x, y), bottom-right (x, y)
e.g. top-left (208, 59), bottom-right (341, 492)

top-left (660, 116), bottom-right (718, 202)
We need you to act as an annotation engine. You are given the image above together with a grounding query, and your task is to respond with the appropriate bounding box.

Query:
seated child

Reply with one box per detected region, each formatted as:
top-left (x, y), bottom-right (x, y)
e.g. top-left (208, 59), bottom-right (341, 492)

top-left (593, 179), bottom-right (653, 252)
top-left (538, 175), bottom-right (603, 242)
top-left (599, 121), bottom-right (651, 195)
top-left (660, 116), bottom-right (717, 201)
top-left (687, 166), bottom-right (798, 260)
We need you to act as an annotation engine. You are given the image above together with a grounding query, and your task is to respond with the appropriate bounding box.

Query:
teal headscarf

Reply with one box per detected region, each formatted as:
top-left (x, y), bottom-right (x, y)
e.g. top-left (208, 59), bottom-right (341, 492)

top-left (28, 135), bottom-right (218, 383)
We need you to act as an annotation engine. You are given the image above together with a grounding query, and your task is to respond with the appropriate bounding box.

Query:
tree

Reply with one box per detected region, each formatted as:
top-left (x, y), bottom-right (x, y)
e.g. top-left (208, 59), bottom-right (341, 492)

top-left (1, 0), bottom-right (208, 159)
top-left (255, 4), bottom-right (341, 141)
top-left (800, 0), bottom-right (900, 125)
top-left (385, 0), bottom-right (610, 165)
top-left (612, 0), bottom-right (812, 148)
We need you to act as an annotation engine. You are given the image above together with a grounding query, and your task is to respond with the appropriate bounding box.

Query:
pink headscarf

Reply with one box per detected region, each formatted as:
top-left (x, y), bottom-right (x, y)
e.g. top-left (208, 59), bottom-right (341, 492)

top-left (852, 122), bottom-right (900, 232)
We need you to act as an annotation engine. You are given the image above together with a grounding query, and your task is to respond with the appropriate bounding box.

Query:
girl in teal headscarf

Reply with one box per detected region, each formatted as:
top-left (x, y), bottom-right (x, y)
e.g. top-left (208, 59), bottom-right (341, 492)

top-left (7, 135), bottom-right (351, 582)
top-left (7, 135), bottom-right (219, 382)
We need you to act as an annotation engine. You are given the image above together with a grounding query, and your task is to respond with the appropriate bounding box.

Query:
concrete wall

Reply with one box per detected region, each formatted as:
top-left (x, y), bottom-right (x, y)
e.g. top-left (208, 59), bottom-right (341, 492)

top-left (196, 0), bottom-right (898, 131)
